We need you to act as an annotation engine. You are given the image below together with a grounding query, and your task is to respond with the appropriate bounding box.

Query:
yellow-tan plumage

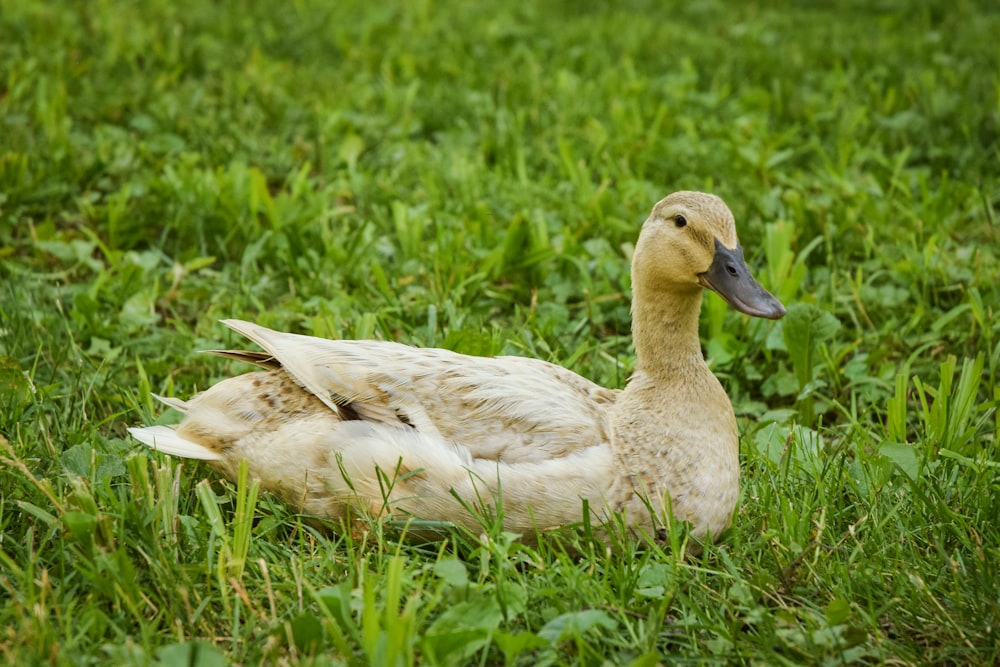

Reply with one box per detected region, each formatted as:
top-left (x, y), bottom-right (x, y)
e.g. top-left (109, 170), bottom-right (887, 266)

top-left (129, 191), bottom-right (785, 542)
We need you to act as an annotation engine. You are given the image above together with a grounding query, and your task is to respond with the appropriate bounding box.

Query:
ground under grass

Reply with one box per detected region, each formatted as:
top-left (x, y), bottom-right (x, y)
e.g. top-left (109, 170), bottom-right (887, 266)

top-left (1, 0), bottom-right (998, 664)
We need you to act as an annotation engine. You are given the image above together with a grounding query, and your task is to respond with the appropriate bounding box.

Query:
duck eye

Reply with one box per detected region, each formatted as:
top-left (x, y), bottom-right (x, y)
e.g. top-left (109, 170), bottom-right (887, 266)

top-left (673, 214), bottom-right (687, 228)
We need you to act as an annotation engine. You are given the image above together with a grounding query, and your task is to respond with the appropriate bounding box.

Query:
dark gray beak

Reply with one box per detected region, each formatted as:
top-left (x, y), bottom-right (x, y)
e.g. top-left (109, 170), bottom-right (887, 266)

top-left (698, 239), bottom-right (786, 320)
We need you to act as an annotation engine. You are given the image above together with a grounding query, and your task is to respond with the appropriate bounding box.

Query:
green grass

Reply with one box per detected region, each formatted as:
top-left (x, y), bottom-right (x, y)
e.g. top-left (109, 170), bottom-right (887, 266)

top-left (1, 0), bottom-right (998, 664)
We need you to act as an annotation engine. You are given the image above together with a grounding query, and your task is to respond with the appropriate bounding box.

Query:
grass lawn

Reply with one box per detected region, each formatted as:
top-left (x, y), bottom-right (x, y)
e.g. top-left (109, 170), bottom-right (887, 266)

top-left (1, 0), bottom-right (998, 664)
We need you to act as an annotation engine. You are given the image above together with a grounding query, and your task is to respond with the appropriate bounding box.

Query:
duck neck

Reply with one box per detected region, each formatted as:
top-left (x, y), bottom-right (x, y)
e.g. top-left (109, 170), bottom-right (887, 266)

top-left (630, 284), bottom-right (705, 379)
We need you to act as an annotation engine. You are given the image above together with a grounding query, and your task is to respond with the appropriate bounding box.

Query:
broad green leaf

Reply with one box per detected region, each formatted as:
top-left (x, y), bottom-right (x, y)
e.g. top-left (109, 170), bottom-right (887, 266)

top-left (119, 289), bottom-right (158, 332)
top-left (492, 630), bottom-right (547, 661)
top-left (60, 443), bottom-right (93, 477)
top-left (879, 442), bottom-right (920, 480)
top-left (422, 596), bottom-right (504, 665)
top-left (825, 598), bottom-right (851, 626)
top-left (538, 609), bottom-right (617, 644)
top-left (782, 303), bottom-right (841, 391)
top-left (433, 557), bottom-right (469, 588)
top-left (287, 612), bottom-right (325, 651)
top-left (156, 640), bottom-right (227, 667)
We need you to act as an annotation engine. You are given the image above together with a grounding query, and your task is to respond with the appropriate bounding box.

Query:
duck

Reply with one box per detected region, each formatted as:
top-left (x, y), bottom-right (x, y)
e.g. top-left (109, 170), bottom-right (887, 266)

top-left (129, 191), bottom-right (785, 543)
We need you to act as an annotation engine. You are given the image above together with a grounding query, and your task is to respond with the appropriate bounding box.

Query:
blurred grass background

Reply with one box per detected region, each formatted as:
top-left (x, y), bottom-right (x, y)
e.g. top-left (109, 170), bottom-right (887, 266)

top-left (1, 0), bottom-right (998, 664)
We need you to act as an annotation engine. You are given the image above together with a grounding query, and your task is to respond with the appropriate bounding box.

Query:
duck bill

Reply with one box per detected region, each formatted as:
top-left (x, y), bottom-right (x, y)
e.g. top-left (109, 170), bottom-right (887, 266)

top-left (698, 239), bottom-right (786, 319)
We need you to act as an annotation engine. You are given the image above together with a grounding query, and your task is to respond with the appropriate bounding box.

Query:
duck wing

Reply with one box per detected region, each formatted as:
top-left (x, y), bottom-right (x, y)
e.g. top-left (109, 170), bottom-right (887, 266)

top-left (220, 319), bottom-right (619, 464)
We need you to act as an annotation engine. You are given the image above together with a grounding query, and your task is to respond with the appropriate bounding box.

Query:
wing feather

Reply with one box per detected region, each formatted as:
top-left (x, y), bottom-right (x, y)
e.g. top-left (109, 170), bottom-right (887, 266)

top-left (219, 319), bottom-right (617, 461)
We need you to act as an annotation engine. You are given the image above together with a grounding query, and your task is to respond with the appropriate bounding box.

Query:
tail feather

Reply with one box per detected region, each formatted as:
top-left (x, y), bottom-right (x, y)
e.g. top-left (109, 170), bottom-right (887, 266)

top-left (128, 425), bottom-right (223, 461)
top-left (203, 349), bottom-right (281, 369)
top-left (152, 394), bottom-right (190, 413)
top-left (220, 319), bottom-right (282, 356)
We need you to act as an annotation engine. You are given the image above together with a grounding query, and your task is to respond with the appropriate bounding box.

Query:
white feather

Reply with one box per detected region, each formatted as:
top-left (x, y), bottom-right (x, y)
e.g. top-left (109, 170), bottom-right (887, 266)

top-left (152, 394), bottom-right (189, 413)
top-left (128, 425), bottom-right (223, 461)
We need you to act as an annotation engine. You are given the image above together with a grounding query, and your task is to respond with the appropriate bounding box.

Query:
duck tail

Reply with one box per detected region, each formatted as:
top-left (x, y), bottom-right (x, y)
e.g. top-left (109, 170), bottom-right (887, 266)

top-left (128, 425), bottom-right (223, 461)
top-left (152, 393), bottom-right (190, 413)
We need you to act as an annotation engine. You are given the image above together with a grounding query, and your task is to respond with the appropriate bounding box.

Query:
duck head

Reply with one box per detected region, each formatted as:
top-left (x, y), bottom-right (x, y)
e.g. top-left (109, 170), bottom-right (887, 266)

top-left (632, 191), bottom-right (786, 319)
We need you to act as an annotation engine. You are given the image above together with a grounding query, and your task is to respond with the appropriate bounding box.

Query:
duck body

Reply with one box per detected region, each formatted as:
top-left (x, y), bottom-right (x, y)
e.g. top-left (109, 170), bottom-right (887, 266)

top-left (130, 191), bottom-right (785, 542)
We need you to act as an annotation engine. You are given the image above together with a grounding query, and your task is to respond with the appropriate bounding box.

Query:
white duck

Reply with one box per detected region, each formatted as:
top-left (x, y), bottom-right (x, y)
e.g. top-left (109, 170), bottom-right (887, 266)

top-left (129, 191), bottom-right (785, 542)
